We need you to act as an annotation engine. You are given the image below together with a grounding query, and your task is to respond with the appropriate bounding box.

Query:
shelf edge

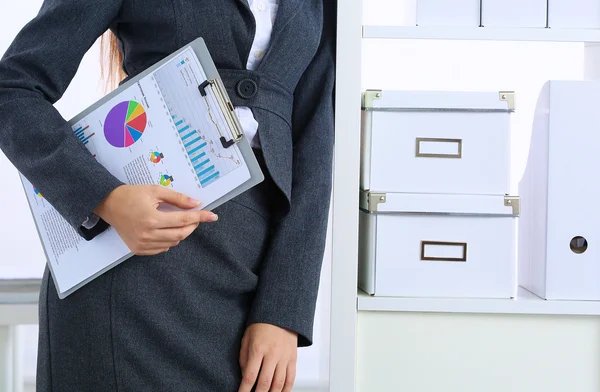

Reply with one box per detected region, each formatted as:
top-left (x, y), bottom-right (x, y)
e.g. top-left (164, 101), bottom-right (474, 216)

top-left (357, 287), bottom-right (600, 316)
top-left (362, 25), bottom-right (600, 43)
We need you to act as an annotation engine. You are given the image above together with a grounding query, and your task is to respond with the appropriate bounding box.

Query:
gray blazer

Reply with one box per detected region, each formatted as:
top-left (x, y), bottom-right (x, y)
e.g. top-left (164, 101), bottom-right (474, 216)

top-left (0, 0), bottom-right (336, 347)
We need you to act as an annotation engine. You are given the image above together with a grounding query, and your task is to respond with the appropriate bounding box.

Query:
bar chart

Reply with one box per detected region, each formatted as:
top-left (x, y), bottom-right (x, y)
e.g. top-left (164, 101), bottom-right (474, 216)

top-left (153, 52), bottom-right (243, 189)
top-left (73, 124), bottom-right (95, 146)
top-left (71, 120), bottom-right (98, 160)
top-left (173, 115), bottom-right (221, 187)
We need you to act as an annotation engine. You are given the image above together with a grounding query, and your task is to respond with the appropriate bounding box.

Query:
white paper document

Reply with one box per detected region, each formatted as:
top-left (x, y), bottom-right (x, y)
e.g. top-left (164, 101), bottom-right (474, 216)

top-left (20, 46), bottom-right (251, 297)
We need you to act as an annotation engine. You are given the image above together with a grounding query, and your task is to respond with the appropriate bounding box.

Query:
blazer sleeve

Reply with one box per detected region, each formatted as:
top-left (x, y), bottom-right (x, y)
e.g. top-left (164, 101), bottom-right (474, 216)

top-left (0, 0), bottom-right (125, 240)
top-left (246, 1), bottom-right (337, 347)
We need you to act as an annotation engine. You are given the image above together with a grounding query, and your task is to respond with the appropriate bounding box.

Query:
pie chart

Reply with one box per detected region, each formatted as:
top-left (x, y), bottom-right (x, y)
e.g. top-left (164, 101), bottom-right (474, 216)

top-left (104, 101), bottom-right (147, 148)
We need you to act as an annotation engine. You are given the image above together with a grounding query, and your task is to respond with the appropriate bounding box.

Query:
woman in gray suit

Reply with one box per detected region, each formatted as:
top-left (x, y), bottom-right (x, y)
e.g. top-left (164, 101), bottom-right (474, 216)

top-left (0, 0), bottom-right (336, 391)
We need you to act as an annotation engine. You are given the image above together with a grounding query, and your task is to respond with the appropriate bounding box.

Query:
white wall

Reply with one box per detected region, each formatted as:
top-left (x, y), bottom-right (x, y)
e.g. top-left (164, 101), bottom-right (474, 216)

top-left (0, 0), bottom-right (331, 387)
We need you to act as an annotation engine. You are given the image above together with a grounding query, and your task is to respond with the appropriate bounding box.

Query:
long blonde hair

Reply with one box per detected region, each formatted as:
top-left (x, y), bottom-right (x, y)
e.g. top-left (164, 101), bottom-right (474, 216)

top-left (100, 31), bottom-right (126, 92)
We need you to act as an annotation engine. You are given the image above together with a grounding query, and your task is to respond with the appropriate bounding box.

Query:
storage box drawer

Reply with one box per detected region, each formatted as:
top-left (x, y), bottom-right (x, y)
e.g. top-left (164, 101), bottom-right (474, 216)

top-left (361, 90), bottom-right (513, 195)
top-left (358, 191), bottom-right (519, 298)
top-left (416, 0), bottom-right (481, 26)
top-left (548, 0), bottom-right (600, 29)
top-left (481, 0), bottom-right (547, 27)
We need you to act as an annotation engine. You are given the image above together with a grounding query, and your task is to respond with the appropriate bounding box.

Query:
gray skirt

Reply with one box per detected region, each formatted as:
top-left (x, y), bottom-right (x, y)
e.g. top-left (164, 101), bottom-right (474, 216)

top-left (36, 153), bottom-right (276, 392)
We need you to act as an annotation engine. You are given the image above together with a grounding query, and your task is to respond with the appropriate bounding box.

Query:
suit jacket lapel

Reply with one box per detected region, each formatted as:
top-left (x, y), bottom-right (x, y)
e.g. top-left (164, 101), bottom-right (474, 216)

top-left (271, 0), bottom-right (302, 40)
top-left (235, 0), bottom-right (303, 72)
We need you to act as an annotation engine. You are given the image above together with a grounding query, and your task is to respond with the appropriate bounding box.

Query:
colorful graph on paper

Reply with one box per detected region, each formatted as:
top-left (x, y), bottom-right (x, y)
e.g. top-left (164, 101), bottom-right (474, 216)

top-left (153, 57), bottom-right (242, 188)
top-left (150, 151), bottom-right (164, 164)
top-left (73, 124), bottom-right (95, 146)
top-left (159, 174), bottom-right (174, 187)
top-left (104, 101), bottom-right (147, 148)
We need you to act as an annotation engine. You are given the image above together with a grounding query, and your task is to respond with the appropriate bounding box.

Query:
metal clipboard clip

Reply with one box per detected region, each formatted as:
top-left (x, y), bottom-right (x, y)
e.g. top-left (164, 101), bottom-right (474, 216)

top-left (198, 79), bottom-right (244, 149)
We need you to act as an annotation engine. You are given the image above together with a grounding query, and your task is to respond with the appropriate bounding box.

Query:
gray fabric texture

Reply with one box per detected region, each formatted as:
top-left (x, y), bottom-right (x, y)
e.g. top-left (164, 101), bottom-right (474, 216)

top-left (0, 0), bottom-right (336, 390)
top-left (37, 166), bottom-right (275, 391)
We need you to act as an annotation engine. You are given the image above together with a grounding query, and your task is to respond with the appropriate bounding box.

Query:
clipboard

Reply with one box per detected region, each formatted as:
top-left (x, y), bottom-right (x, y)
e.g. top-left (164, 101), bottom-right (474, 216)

top-left (18, 37), bottom-right (264, 299)
top-left (68, 37), bottom-right (264, 211)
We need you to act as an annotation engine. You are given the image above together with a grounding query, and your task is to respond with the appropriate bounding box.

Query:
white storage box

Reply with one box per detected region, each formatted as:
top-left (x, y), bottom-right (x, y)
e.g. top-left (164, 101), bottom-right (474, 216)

top-left (358, 191), bottom-right (519, 298)
top-left (519, 80), bottom-right (600, 301)
top-left (548, 0), bottom-right (600, 29)
top-left (481, 0), bottom-right (547, 27)
top-left (361, 89), bottom-right (514, 196)
top-left (416, 0), bottom-right (481, 27)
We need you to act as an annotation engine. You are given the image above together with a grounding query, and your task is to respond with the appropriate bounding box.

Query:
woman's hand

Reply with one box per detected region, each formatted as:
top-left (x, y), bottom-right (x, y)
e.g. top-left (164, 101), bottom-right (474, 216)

top-left (94, 184), bottom-right (218, 256)
top-left (238, 323), bottom-right (298, 392)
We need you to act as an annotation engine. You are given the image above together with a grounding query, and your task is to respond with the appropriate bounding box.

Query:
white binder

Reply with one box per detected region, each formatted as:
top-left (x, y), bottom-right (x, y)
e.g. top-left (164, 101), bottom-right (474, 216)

top-left (519, 80), bottom-right (600, 300)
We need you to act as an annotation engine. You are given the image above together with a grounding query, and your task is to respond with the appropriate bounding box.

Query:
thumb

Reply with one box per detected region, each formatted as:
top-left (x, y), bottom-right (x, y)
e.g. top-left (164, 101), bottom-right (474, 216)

top-left (152, 186), bottom-right (201, 209)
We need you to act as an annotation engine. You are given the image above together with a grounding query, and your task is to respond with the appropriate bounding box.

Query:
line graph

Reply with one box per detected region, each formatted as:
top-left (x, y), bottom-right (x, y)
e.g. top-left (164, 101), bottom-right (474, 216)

top-left (152, 53), bottom-right (242, 188)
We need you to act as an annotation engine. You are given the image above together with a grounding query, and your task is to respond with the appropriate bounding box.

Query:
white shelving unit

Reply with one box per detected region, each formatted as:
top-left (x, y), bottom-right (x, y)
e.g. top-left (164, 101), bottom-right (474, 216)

top-left (358, 288), bottom-right (600, 316)
top-left (328, 1), bottom-right (362, 391)
top-left (328, 4), bottom-right (600, 392)
top-left (363, 25), bottom-right (600, 42)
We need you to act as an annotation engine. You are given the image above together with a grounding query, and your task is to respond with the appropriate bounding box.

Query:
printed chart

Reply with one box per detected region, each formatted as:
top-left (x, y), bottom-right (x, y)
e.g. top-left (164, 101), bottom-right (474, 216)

top-left (159, 173), bottom-right (174, 187)
top-left (153, 55), bottom-right (242, 188)
top-left (73, 124), bottom-right (95, 145)
top-left (172, 114), bottom-right (221, 186)
top-left (72, 120), bottom-right (98, 159)
top-left (104, 101), bottom-right (147, 148)
top-left (150, 151), bottom-right (164, 164)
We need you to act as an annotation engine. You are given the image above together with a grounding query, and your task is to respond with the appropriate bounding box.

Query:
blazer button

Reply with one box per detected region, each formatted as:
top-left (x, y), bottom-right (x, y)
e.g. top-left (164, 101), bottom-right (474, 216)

top-left (236, 78), bottom-right (258, 99)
